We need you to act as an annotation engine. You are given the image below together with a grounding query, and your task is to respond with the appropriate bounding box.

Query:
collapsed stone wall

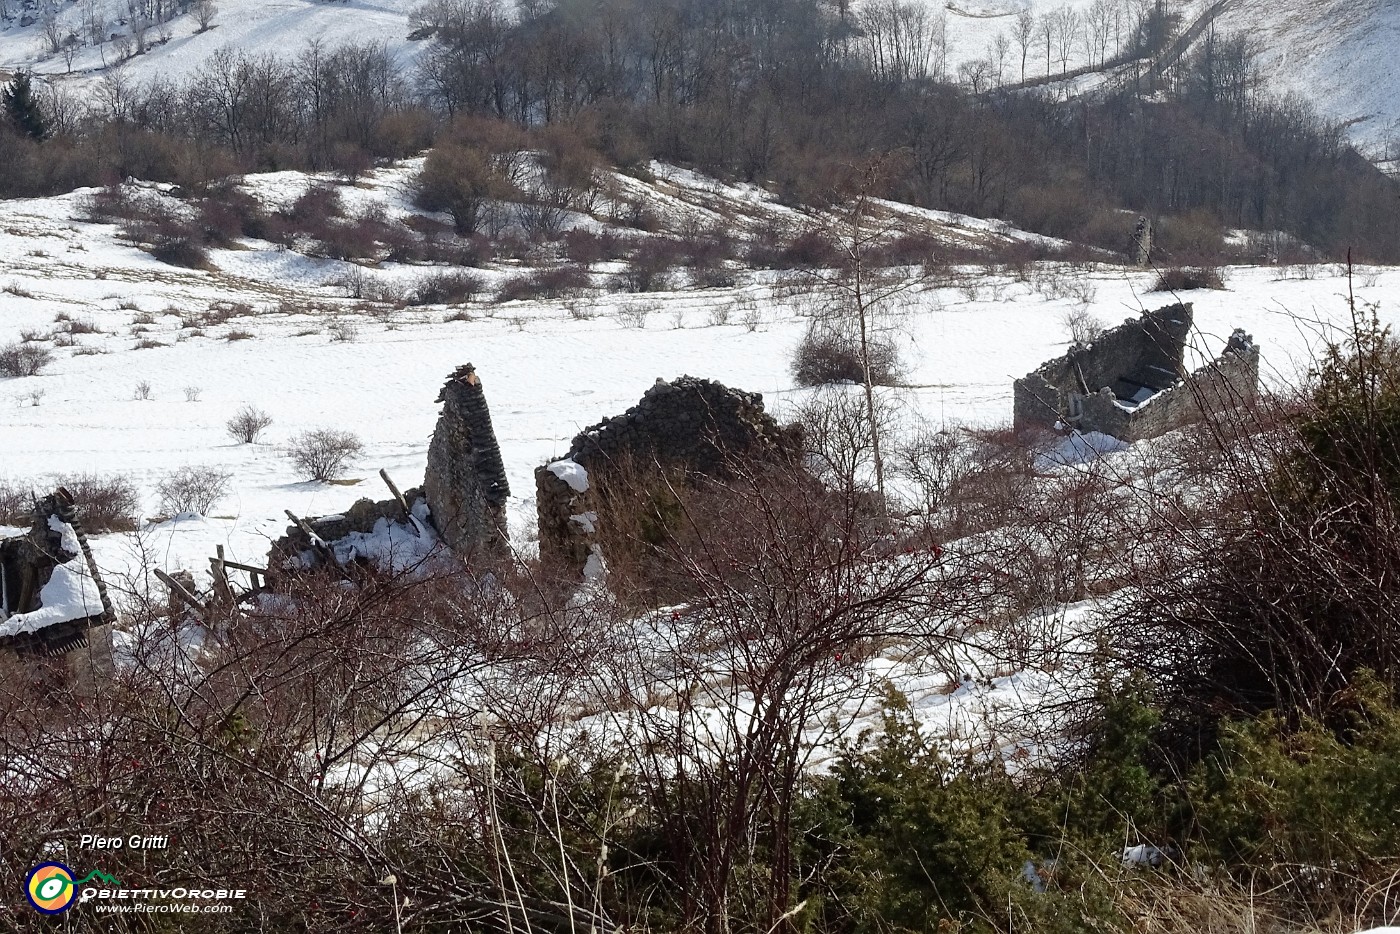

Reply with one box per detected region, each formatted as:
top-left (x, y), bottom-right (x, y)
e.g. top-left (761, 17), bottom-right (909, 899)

top-left (535, 376), bottom-right (802, 577)
top-left (1107, 329), bottom-right (1259, 442)
top-left (269, 363), bottom-right (509, 576)
top-left (1014, 304), bottom-right (1259, 443)
top-left (267, 489), bottom-right (427, 578)
top-left (1014, 303), bottom-right (1193, 433)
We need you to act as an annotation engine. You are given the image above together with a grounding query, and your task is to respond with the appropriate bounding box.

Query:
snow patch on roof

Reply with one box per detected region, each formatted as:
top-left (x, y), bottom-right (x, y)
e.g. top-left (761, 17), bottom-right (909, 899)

top-left (0, 555), bottom-right (103, 638)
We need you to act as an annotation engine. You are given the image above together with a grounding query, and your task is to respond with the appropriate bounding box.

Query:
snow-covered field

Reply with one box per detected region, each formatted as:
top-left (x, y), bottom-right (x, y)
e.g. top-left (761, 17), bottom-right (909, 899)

top-left (0, 156), bottom-right (1395, 789)
top-left (0, 159), bottom-right (1394, 591)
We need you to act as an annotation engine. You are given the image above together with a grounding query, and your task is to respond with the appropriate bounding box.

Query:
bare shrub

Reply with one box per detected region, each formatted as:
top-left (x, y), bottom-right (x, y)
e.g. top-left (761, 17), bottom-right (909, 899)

top-left (0, 342), bottom-right (53, 377)
top-left (1152, 266), bottom-right (1226, 292)
top-left (413, 142), bottom-right (517, 236)
top-left (496, 265), bottom-right (591, 303)
top-left (225, 329), bottom-right (254, 341)
top-left (287, 429), bottom-right (364, 481)
top-left (410, 270), bottom-right (484, 306)
top-left (226, 405), bottom-right (273, 444)
top-left (0, 479), bottom-right (33, 525)
top-left (791, 319), bottom-right (901, 387)
top-left (60, 316), bottom-right (102, 335)
top-left (1062, 307), bottom-right (1106, 345)
top-left (156, 465), bottom-right (232, 516)
top-left (134, 380), bottom-right (152, 400)
top-left (611, 238), bottom-right (680, 292)
top-left (53, 472), bottom-right (141, 532)
top-left (617, 303), bottom-right (655, 329)
top-left (792, 386), bottom-right (899, 501)
top-left (183, 385), bottom-right (202, 402)
top-left (891, 424), bottom-right (976, 513)
top-left (328, 320), bottom-right (359, 343)
top-left (706, 302), bottom-right (734, 327)
top-left (126, 205), bottom-right (211, 268)
top-left (563, 228), bottom-right (628, 264)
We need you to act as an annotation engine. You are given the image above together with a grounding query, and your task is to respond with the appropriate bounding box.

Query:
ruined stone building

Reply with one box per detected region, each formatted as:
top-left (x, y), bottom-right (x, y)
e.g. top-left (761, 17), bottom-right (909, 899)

top-left (535, 376), bottom-right (801, 577)
top-left (1, 490), bottom-right (115, 656)
top-left (1013, 303), bottom-right (1259, 443)
top-left (270, 363), bottom-right (510, 575)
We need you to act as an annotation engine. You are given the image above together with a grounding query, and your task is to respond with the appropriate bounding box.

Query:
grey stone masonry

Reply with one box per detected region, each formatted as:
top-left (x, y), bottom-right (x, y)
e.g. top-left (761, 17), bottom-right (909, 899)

top-left (424, 364), bottom-right (510, 556)
top-left (1013, 303), bottom-right (1259, 443)
top-left (536, 376), bottom-right (802, 576)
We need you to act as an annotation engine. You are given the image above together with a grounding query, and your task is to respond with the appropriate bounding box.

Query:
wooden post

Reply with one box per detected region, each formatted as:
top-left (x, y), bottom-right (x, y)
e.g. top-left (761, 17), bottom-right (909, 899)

top-left (210, 545), bottom-right (234, 610)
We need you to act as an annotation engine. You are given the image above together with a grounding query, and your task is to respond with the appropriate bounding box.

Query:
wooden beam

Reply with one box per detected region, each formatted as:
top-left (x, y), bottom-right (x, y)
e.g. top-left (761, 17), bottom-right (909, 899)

top-left (221, 559), bottom-right (270, 576)
top-left (379, 469), bottom-right (411, 514)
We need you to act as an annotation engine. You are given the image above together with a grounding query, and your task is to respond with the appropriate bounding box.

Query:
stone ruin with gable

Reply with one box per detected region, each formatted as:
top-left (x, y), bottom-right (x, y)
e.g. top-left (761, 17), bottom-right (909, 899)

top-left (268, 363), bottom-right (510, 579)
top-left (1013, 302), bottom-right (1260, 443)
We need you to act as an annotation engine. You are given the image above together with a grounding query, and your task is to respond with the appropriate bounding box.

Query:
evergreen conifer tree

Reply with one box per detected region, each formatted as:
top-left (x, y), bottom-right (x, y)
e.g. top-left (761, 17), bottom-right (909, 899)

top-left (2, 73), bottom-right (48, 141)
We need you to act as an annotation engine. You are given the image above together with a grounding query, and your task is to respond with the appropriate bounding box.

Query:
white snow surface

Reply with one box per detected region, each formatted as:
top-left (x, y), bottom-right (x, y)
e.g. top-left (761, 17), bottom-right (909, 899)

top-left (547, 459), bottom-right (590, 494)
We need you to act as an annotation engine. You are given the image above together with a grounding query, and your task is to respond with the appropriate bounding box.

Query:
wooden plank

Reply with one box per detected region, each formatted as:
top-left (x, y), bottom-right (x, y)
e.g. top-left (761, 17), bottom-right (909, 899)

top-left (221, 559), bottom-right (270, 575)
top-left (379, 469), bottom-right (411, 514)
top-left (285, 510), bottom-right (327, 547)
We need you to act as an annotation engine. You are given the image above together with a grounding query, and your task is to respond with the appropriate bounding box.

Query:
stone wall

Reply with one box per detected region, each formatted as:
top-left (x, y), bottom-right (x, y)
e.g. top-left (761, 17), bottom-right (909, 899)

top-left (1015, 303), bottom-right (1193, 434)
top-left (536, 376), bottom-right (801, 576)
top-left (1013, 304), bottom-right (1258, 443)
top-left (1112, 329), bottom-right (1260, 441)
top-left (424, 364), bottom-right (510, 557)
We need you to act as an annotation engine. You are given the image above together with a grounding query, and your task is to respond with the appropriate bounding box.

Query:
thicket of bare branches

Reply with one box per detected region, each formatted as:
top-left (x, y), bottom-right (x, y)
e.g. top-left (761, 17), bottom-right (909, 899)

top-left (1113, 297), bottom-right (1400, 755)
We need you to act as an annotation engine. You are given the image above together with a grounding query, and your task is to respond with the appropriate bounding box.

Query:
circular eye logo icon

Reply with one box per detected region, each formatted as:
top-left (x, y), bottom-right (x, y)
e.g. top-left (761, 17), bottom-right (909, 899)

top-left (26, 862), bottom-right (77, 914)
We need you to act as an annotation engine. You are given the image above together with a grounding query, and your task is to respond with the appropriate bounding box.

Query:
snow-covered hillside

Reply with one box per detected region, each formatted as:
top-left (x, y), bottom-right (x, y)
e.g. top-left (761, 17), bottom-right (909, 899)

top-left (2, 0), bottom-right (1398, 155)
top-left (0, 0), bottom-right (422, 84)
top-left (935, 0), bottom-right (1400, 153)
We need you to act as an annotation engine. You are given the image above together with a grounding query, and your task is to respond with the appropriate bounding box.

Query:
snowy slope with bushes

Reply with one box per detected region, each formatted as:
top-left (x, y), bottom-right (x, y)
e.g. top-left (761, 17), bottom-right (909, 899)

top-left (0, 156), bottom-right (1394, 591)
